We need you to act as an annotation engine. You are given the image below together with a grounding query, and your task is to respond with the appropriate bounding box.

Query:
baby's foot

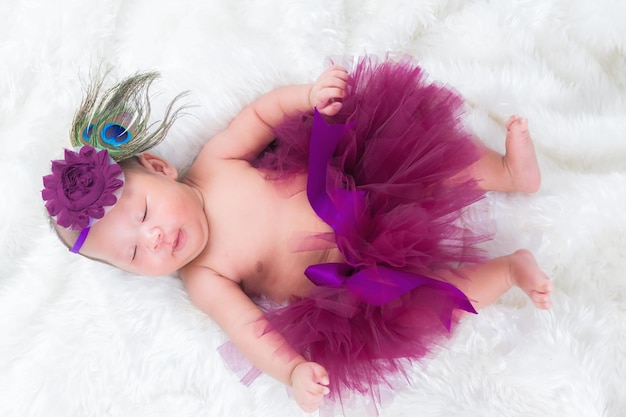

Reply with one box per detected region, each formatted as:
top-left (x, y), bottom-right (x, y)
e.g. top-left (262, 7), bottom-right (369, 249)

top-left (503, 116), bottom-right (541, 193)
top-left (508, 249), bottom-right (553, 309)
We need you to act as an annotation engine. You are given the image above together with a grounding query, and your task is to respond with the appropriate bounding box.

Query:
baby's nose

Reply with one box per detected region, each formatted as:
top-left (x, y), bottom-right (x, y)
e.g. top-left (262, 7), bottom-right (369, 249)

top-left (148, 227), bottom-right (163, 251)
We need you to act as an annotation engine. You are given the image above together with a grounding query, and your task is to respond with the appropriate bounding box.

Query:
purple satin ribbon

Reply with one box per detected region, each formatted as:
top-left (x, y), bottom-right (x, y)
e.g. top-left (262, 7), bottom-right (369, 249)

top-left (304, 109), bottom-right (476, 317)
top-left (70, 227), bottom-right (90, 253)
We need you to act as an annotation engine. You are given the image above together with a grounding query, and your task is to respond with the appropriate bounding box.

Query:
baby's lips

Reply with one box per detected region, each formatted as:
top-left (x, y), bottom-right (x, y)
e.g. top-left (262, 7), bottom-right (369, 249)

top-left (172, 229), bottom-right (184, 252)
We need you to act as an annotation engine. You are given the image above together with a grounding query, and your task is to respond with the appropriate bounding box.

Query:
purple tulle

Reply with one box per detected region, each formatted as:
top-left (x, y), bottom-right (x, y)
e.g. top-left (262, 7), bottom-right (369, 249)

top-left (259, 56), bottom-right (488, 272)
top-left (228, 56), bottom-right (493, 414)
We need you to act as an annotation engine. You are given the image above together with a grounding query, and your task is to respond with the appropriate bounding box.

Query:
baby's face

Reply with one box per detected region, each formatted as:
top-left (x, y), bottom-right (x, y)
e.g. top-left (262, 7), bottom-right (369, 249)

top-left (78, 157), bottom-right (209, 276)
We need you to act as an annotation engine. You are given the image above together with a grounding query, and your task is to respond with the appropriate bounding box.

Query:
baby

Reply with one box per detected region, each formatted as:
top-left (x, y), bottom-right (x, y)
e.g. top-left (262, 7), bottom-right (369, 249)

top-left (44, 57), bottom-right (553, 414)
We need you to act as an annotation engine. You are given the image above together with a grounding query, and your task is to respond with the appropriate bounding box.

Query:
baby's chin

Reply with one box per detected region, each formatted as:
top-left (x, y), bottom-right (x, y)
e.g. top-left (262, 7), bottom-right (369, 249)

top-left (128, 265), bottom-right (180, 277)
top-left (112, 260), bottom-right (182, 277)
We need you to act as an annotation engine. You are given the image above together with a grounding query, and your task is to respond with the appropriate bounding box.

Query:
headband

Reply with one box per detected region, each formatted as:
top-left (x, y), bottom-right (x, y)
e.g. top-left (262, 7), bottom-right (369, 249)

top-left (42, 146), bottom-right (124, 252)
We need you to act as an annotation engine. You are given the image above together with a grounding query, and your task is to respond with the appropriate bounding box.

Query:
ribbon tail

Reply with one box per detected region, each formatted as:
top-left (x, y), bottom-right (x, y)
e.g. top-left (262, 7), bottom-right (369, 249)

top-left (307, 108), bottom-right (349, 225)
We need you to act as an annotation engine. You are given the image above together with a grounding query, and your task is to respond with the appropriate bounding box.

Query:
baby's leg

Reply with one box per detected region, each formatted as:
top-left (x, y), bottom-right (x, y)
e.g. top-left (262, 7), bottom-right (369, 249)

top-left (466, 116), bottom-right (541, 193)
top-left (434, 249), bottom-right (553, 310)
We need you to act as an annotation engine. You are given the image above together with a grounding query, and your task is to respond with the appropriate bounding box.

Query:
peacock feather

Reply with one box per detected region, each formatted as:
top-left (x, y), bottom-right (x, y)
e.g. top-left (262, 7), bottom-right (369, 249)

top-left (70, 71), bottom-right (189, 162)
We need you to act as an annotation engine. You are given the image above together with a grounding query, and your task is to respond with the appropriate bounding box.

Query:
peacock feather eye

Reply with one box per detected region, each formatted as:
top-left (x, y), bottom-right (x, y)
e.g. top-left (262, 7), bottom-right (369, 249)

top-left (101, 123), bottom-right (132, 147)
top-left (82, 124), bottom-right (94, 143)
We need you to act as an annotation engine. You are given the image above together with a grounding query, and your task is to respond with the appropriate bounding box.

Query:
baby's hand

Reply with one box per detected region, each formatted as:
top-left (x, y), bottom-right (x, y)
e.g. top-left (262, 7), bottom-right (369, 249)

top-left (309, 65), bottom-right (348, 116)
top-left (290, 361), bottom-right (330, 413)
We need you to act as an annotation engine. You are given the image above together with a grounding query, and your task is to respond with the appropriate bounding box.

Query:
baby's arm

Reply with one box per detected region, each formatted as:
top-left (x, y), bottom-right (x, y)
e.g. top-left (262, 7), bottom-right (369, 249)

top-left (199, 66), bottom-right (348, 162)
top-left (182, 267), bottom-right (330, 412)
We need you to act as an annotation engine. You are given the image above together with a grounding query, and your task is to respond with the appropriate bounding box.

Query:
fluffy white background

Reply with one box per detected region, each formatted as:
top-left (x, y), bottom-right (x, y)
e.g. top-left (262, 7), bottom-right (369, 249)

top-left (1, 1), bottom-right (624, 416)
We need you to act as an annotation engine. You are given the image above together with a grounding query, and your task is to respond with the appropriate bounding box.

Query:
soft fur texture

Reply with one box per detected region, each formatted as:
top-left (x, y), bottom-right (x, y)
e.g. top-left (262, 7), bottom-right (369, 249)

top-left (1, 1), bottom-right (624, 416)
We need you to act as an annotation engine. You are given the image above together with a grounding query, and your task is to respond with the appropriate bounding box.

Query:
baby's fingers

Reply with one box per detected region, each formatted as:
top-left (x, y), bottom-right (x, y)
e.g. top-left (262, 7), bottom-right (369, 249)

top-left (317, 69), bottom-right (348, 92)
top-left (323, 65), bottom-right (349, 80)
top-left (316, 99), bottom-right (343, 116)
top-left (291, 361), bottom-right (330, 412)
top-left (299, 384), bottom-right (328, 413)
top-left (310, 362), bottom-right (330, 387)
top-left (306, 381), bottom-right (330, 396)
top-left (311, 66), bottom-right (348, 115)
top-left (315, 84), bottom-right (345, 115)
top-left (307, 363), bottom-right (330, 397)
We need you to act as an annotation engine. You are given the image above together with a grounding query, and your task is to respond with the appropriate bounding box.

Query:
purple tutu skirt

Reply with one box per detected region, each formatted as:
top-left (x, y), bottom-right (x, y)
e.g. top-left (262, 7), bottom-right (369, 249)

top-left (236, 56), bottom-right (491, 413)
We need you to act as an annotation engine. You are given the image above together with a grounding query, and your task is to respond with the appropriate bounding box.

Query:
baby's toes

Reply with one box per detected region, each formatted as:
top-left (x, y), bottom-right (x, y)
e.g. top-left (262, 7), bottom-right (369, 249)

top-left (516, 117), bottom-right (529, 133)
top-left (506, 115), bottom-right (520, 130)
top-left (539, 279), bottom-right (555, 294)
top-left (510, 117), bottom-right (528, 134)
top-left (531, 291), bottom-right (552, 309)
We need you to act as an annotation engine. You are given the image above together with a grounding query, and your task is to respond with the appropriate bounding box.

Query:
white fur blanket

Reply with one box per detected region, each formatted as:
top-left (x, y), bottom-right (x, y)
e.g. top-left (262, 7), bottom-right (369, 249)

top-left (1, 1), bottom-right (624, 416)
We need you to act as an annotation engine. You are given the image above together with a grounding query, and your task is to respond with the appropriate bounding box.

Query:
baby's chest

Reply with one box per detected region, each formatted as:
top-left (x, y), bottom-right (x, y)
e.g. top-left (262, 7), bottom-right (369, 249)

top-left (205, 167), bottom-right (337, 298)
top-left (239, 252), bottom-right (317, 303)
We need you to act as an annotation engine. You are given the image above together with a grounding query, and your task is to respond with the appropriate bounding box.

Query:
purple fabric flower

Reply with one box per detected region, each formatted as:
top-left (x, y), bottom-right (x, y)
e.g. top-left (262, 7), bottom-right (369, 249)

top-left (42, 146), bottom-right (124, 229)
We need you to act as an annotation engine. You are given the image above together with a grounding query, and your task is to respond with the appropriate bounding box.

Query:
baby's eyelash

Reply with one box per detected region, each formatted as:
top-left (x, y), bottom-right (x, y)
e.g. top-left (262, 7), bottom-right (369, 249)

top-left (132, 199), bottom-right (148, 263)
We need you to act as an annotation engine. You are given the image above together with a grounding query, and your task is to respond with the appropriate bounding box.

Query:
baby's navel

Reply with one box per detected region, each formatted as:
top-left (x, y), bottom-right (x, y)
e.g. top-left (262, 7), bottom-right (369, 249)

top-left (255, 261), bottom-right (264, 273)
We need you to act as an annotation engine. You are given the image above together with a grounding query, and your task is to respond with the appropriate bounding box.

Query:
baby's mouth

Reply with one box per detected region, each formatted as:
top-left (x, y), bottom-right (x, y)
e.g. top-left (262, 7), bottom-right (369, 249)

top-left (173, 229), bottom-right (184, 252)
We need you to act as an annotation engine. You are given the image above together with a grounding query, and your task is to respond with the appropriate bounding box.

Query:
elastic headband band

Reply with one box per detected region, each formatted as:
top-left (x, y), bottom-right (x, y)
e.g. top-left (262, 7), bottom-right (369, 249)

top-left (70, 227), bottom-right (91, 253)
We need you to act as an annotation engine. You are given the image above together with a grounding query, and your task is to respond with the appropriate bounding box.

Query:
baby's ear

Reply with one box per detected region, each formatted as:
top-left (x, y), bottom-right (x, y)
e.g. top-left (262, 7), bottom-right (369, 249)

top-left (137, 153), bottom-right (178, 179)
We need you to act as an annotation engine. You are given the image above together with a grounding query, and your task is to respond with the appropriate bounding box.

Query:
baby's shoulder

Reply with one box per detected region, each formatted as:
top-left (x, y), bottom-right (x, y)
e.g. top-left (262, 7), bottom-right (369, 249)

top-left (179, 264), bottom-right (253, 316)
top-left (179, 264), bottom-right (214, 284)
top-left (190, 127), bottom-right (250, 169)
top-left (180, 264), bottom-right (240, 293)
top-left (187, 148), bottom-right (253, 183)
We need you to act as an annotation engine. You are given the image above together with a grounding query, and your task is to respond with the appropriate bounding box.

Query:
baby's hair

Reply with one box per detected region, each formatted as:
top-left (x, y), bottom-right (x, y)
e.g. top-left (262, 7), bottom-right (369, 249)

top-left (71, 71), bottom-right (190, 162)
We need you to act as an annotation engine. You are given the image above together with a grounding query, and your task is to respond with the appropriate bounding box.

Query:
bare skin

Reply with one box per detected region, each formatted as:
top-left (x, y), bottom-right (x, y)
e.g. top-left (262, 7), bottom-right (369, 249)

top-left (437, 249), bottom-right (553, 311)
top-left (447, 117), bottom-right (551, 310)
top-left (469, 115), bottom-right (541, 194)
top-left (71, 66), bottom-right (552, 413)
top-left (508, 249), bottom-right (553, 309)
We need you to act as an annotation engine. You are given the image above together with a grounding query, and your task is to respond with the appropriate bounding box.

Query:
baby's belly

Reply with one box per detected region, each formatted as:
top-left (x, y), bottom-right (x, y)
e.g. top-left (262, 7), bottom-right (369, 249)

top-left (256, 274), bottom-right (314, 303)
top-left (241, 263), bottom-right (311, 303)
top-left (242, 173), bottom-right (345, 303)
